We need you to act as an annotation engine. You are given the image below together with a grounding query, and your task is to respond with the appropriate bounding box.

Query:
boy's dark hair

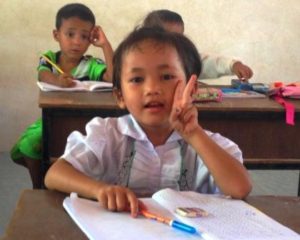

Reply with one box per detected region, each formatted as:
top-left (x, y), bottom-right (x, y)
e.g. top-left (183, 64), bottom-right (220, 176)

top-left (143, 10), bottom-right (184, 30)
top-left (56, 3), bottom-right (95, 29)
top-left (113, 27), bottom-right (201, 90)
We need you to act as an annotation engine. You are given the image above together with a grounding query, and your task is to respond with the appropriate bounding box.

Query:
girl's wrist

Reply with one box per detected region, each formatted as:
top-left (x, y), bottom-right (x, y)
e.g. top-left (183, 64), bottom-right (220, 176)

top-left (185, 125), bottom-right (205, 145)
top-left (91, 181), bottom-right (108, 199)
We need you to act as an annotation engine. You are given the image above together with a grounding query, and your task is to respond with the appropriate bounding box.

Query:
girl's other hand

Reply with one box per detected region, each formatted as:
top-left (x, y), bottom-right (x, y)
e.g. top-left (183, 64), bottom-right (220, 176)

top-left (96, 184), bottom-right (139, 217)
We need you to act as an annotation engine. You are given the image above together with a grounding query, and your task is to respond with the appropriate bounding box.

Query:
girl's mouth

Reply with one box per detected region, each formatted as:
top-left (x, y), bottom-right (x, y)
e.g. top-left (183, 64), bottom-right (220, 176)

top-left (144, 102), bottom-right (165, 112)
top-left (145, 102), bottom-right (164, 108)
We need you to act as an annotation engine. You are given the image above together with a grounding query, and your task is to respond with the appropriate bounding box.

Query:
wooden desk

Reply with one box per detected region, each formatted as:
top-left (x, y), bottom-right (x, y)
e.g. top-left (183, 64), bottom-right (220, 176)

top-left (39, 91), bottom-right (300, 194)
top-left (3, 190), bottom-right (300, 240)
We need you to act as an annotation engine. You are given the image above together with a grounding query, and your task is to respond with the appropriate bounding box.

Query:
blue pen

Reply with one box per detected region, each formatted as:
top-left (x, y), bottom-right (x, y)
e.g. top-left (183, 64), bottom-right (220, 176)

top-left (140, 210), bottom-right (197, 234)
top-left (170, 220), bottom-right (197, 233)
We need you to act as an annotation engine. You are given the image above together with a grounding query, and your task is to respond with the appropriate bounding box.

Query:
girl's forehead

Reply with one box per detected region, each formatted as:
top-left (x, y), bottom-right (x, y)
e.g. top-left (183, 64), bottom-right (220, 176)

top-left (121, 39), bottom-right (185, 73)
top-left (126, 39), bottom-right (176, 55)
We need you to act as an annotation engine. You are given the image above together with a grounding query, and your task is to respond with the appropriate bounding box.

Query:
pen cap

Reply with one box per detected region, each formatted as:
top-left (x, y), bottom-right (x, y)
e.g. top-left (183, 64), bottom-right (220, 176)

top-left (171, 220), bottom-right (196, 234)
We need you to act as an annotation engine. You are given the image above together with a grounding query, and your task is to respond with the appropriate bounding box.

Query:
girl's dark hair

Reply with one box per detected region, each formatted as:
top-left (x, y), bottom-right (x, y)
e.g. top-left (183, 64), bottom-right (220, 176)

top-left (143, 10), bottom-right (184, 30)
top-left (113, 27), bottom-right (201, 90)
top-left (56, 3), bottom-right (95, 29)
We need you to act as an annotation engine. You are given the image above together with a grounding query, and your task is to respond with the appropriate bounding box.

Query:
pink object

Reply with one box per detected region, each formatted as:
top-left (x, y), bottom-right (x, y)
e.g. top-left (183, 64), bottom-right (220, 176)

top-left (268, 82), bottom-right (300, 126)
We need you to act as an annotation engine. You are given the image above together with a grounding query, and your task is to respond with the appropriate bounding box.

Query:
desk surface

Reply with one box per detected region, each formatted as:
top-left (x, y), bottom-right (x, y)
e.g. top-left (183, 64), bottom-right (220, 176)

top-left (39, 91), bottom-right (300, 112)
top-left (3, 190), bottom-right (300, 240)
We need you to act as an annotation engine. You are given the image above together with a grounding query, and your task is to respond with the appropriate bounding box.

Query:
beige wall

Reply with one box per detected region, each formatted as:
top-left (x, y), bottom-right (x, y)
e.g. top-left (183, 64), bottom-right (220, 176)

top-left (1, 0), bottom-right (300, 151)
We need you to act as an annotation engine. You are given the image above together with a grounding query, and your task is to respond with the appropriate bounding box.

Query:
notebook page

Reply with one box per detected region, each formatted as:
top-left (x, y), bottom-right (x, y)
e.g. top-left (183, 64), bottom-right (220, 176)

top-left (152, 188), bottom-right (300, 240)
top-left (37, 81), bottom-right (87, 92)
top-left (82, 81), bottom-right (112, 91)
top-left (63, 194), bottom-right (204, 240)
top-left (37, 80), bottom-right (112, 92)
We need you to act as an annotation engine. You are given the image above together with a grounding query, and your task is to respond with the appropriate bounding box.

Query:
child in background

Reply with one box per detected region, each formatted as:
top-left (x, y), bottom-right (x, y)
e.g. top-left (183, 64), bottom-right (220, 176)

top-left (45, 27), bottom-right (252, 217)
top-left (142, 9), bottom-right (253, 80)
top-left (10, 3), bottom-right (113, 188)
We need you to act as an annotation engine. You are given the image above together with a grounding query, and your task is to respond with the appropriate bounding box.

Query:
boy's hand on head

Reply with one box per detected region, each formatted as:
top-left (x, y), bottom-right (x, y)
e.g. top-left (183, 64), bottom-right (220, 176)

top-left (96, 184), bottom-right (139, 217)
top-left (57, 73), bottom-right (75, 88)
top-left (232, 61), bottom-right (253, 81)
top-left (90, 26), bottom-right (109, 48)
top-left (170, 75), bottom-right (200, 138)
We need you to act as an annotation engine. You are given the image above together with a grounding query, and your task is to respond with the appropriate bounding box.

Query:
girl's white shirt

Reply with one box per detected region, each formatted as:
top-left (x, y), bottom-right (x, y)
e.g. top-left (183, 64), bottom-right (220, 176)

top-left (62, 114), bottom-right (242, 196)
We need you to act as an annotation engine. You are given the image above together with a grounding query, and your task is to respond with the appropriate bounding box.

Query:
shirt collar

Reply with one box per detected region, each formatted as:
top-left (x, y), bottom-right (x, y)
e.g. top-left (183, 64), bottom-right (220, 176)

top-left (118, 114), bottom-right (182, 143)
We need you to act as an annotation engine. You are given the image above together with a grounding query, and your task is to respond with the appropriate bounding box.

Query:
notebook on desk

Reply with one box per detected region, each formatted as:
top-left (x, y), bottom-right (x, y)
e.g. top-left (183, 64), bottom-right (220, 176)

top-left (63, 188), bottom-right (300, 240)
top-left (37, 80), bottom-right (113, 92)
top-left (221, 87), bottom-right (266, 98)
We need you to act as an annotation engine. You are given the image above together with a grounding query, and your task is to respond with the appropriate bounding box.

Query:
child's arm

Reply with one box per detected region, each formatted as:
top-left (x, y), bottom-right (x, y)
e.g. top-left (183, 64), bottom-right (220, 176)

top-left (200, 54), bottom-right (253, 80)
top-left (44, 159), bottom-right (139, 217)
top-left (169, 76), bottom-right (252, 199)
top-left (38, 70), bottom-right (75, 87)
top-left (90, 26), bottom-right (113, 82)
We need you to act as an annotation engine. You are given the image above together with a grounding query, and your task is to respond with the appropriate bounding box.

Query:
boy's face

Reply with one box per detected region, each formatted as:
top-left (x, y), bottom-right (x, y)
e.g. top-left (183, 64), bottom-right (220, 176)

top-left (53, 17), bottom-right (93, 60)
top-left (116, 40), bottom-right (186, 134)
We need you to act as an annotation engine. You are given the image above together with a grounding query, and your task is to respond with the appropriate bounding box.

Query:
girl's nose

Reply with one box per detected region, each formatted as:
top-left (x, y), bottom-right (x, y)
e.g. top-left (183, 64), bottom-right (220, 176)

top-left (145, 79), bottom-right (162, 95)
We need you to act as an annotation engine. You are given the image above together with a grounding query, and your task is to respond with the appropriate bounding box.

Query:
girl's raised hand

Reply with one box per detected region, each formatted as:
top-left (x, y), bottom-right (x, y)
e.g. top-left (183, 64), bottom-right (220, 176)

top-left (169, 75), bottom-right (199, 138)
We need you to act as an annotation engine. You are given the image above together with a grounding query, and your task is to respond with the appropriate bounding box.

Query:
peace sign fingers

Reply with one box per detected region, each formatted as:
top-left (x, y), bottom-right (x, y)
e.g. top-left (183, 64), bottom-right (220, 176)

top-left (181, 74), bottom-right (197, 108)
top-left (170, 75), bottom-right (199, 134)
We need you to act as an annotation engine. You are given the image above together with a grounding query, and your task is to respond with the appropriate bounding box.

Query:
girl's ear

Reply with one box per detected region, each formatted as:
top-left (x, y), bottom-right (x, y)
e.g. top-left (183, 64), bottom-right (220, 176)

top-left (113, 88), bottom-right (126, 109)
top-left (53, 29), bottom-right (59, 41)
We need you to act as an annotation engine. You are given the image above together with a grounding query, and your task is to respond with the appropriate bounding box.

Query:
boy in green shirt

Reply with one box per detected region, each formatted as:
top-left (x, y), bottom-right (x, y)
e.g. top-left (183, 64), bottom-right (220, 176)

top-left (11, 3), bottom-right (113, 188)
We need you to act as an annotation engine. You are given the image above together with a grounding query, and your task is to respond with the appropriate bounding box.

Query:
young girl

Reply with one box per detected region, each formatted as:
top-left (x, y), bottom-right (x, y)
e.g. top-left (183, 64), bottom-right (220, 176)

top-left (45, 27), bottom-right (252, 217)
top-left (10, 3), bottom-right (113, 188)
top-left (142, 9), bottom-right (253, 80)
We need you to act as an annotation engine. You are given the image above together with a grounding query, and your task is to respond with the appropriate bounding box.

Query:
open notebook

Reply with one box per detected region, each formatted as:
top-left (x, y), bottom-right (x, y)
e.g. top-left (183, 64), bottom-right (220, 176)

top-left (37, 80), bottom-right (113, 92)
top-left (63, 188), bottom-right (299, 240)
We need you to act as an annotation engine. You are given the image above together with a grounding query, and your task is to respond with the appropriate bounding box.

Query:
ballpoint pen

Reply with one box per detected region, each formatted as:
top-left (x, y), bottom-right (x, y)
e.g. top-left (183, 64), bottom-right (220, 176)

top-left (140, 209), bottom-right (197, 234)
top-left (41, 55), bottom-right (64, 74)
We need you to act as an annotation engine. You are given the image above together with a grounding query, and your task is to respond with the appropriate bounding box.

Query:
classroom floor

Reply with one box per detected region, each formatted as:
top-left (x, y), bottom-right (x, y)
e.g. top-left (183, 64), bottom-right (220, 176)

top-left (0, 151), bottom-right (299, 237)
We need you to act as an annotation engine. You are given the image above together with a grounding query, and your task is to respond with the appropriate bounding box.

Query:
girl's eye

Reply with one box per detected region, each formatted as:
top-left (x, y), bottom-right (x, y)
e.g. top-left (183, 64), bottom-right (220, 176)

top-left (130, 77), bottom-right (143, 83)
top-left (162, 74), bottom-right (175, 80)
